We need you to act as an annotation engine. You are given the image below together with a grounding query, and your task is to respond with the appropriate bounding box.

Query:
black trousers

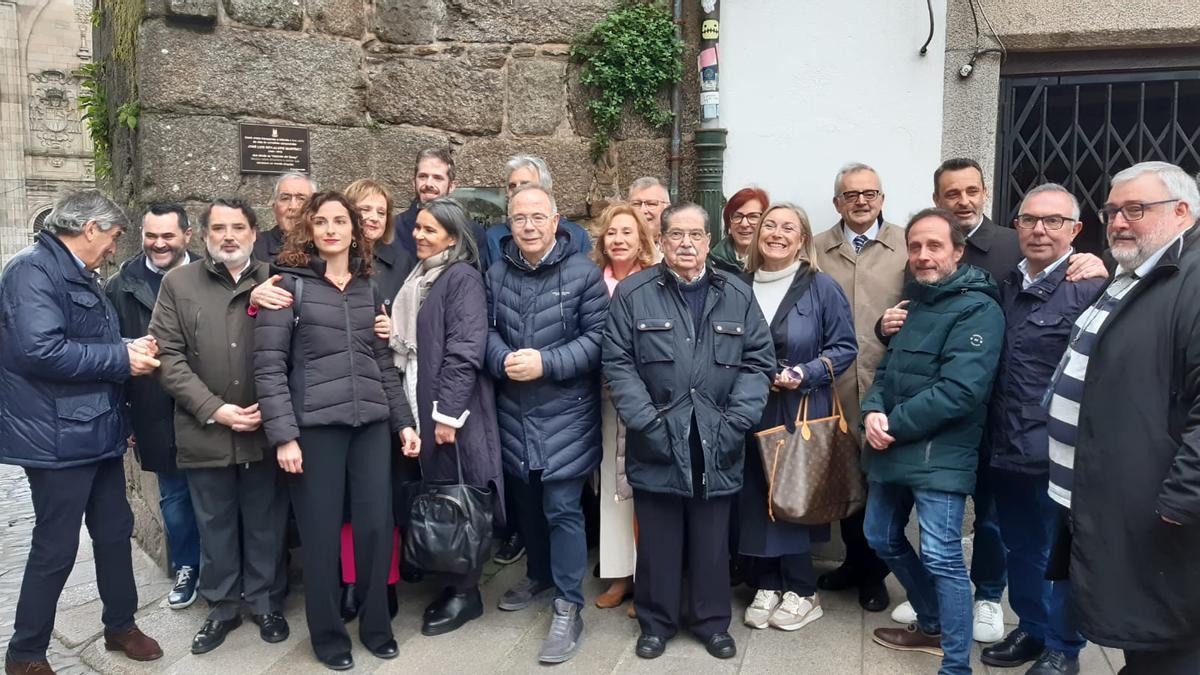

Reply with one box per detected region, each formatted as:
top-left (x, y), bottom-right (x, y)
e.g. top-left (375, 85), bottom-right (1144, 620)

top-left (837, 494), bottom-right (891, 585)
top-left (633, 488), bottom-right (733, 640)
top-left (188, 457), bottom-right (288, 621)
top-left (290, 423), bottom-right (393, 659)
top-left (7, 458), bottom-right (137, 662)
top-left (747, 554), bottom-right (817, 596)
top-left (1120, 648), bottom-right (1200, 675)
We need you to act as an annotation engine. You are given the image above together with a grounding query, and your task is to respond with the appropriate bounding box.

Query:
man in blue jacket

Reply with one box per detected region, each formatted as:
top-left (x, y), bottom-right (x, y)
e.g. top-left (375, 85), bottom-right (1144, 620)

top-left (484, 184), bottom-right (608, 664)
top-left (0, 191), bottom-right (164, 673)
top-left (862, 208), bottom-right (1004, 675)
top-left (982, 184), bottom-right (1101, 674)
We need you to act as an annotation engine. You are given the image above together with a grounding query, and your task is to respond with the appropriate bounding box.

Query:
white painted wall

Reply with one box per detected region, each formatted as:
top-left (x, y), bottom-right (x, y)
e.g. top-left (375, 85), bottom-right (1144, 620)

top-left (721, 0), bottom-right (948, 232)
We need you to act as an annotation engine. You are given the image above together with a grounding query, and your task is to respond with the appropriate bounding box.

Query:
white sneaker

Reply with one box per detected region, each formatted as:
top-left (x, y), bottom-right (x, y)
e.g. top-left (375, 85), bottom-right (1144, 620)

top-left (768, 592), bottom-right (823, 631)
top-left (744, 589), bottom-right (781, 629)
top-left (890, 600), bottom-right (917, 624)
top-left (973, 599), bottom-right (1005, 643)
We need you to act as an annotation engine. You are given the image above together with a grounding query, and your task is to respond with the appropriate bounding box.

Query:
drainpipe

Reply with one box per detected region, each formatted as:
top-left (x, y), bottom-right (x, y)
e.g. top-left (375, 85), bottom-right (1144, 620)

top-left (694, 0), bottom-right (726, 240)
top-left (669, 0), bottom-right (682, 202)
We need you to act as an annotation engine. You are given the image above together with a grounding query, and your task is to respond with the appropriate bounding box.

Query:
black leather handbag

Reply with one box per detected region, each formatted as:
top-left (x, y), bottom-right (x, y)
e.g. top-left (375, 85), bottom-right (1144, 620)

top-left (402, 441), bottom-right (494, 576)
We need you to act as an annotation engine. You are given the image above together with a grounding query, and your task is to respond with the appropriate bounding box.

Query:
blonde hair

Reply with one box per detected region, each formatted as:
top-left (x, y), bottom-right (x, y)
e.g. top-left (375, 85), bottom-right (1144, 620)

top-left (746, 202), bottom-right (820, 273)
top-left (590, 202), bottom-right (658, 270)
top-left (343, 179), bottom-right (395, 244)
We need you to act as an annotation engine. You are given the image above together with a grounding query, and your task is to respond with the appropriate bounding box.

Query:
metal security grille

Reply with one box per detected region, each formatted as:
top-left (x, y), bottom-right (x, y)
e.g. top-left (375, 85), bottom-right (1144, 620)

top-left (995, 70), bottom-right (1200, 253)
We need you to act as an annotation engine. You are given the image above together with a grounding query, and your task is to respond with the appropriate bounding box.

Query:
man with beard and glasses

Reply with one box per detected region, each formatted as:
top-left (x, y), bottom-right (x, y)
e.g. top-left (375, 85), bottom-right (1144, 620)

top-left (150, 198), bottom-right (290, 655)
top-left (861, 208), bottom-right (1004, 675)
top-left (254, 173), bottom-right (316, 262)
top-left (106, 203), bottom-right (202, 611)
top-left (1044, 162), bottom-right (1200, 675)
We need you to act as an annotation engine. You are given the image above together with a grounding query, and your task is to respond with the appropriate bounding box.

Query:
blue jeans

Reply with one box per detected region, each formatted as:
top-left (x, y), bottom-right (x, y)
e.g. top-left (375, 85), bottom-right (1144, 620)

top-left (992, 471), bottom-right (1085, 656)
top-left (971, 462), bottom-right (1007, 602)
top-left (519, 472), bottom-right (587, 607)
top-left (865, 482), bottom-right (972, 675)
top-left (157, 470), bottom-right (200, 572)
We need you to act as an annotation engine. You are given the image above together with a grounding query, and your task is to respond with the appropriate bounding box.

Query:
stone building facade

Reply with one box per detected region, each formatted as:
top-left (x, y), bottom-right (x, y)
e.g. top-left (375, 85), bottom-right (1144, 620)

top-left (0, 0), bottom-right (97, 268)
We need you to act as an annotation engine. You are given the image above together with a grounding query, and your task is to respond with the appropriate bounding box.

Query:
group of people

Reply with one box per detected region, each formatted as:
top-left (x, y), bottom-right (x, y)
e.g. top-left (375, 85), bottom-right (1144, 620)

top-left (0, 146), bottom-right (1196, 675)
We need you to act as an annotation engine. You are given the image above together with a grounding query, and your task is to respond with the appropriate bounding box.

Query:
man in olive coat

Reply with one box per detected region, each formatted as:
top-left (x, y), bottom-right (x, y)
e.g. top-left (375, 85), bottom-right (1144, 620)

top-left (150, 198), bottom-right (289, 655)
top-left (861, 208), bottom-right (1004, 675)
top-left (604, 203), bottom-right (774, 661)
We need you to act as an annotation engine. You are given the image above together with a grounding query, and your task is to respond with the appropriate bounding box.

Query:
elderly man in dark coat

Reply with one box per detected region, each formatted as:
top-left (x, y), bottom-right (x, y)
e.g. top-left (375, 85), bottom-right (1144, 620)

top-left (0, 191), bottom-right (163, 673)
top-left (484, 184), bottom-right (608, 665)
top-left (604, 203), bottom-right (774, 661)
top-left (1045, 161), bottom-right (1200, 675)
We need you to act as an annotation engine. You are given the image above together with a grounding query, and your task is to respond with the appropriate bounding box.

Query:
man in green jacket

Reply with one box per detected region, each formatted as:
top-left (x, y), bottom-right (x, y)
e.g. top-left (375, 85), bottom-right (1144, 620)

top-left (860, 208), bottom-right (1004, 675)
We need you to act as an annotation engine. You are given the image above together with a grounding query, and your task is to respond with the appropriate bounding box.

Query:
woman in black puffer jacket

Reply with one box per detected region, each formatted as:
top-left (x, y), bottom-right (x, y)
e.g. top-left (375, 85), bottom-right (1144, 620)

top-left (254, 191), bottom-right (418, 671)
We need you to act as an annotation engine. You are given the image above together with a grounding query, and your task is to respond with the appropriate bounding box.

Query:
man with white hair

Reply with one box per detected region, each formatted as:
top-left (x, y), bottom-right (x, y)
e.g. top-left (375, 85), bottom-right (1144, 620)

top-left (1, 190), bottom-right (164, 673)
top-left (253, 172), bottom-right (317, 262)
top-left (627, 176), bottom-right (671, 237)
top-left (1045, 161), bottom-right (1200, 674)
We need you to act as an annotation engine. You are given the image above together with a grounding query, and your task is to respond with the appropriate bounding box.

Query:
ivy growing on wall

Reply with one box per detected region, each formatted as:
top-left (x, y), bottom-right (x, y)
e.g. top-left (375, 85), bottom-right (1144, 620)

top-left (570, 0), bottom-right (683, 160)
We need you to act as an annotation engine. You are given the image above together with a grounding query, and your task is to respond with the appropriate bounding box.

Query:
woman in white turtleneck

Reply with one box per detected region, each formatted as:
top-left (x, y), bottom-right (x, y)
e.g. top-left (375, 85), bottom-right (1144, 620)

top-left (738, 203), bottom-right (858, 634)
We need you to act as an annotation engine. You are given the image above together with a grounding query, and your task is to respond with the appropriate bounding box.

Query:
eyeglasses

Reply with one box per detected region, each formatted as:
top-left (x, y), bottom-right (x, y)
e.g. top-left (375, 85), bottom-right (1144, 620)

top-left (1098, 199), bottom-right (1179, 224)
top-left (665, 230), bottom-right (709, 243)
top-left (631, 199), bottom-right (667, 209)
top-left (511, 214), bottom-right (552, 227)
top-left (840, 190), bottom-right (882, 203)
top-left (730, 212), bottom-right (762, 225)
top-left (1014, 214), bottom-right (1075, 230)
top-left (276, 193), bottom-right (309, 204)
top-left (760, 221), bottom-right (801, 235)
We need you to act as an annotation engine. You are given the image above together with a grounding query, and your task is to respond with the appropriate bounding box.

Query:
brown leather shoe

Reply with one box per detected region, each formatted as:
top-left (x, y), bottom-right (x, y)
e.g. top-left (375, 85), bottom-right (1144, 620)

top-left (872, 624), bottom-right (944, 657)
top-left (103, 626), bottom-right (164, 662)
top-left (595, 578), bottom-right (633, 609)
top-left (4, 657), bottom-right (55, 675)
top-left (627, 603), bottom-right (637, 619)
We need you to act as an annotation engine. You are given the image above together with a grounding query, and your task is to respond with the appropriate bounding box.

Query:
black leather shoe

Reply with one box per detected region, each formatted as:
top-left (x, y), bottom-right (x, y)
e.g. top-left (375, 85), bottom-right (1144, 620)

top-left (982, 629), bottom-right (1046, 667)
top-left (339, 583), bottom-right (358, 623)
top-left (422, 587), bottom-right (484, 636)
top-left (250, 612), bottom-right (289, 644)
top-left (369, 639), bottom-right (398, 659)
top-left (858, 581), bottom-right (890, 612)
top-left (817, 564), bottom-right (859, 591)
top-left (704, 632), bottom-right (736, 659)
top-left (1026, 649), bottom-right (1080, 675)
top-left (319, 652), bottom-right (354, 671)
top-left (635, 634), bottom-right (666, 659)
top-left (191, 617), bottom-right (242, 654)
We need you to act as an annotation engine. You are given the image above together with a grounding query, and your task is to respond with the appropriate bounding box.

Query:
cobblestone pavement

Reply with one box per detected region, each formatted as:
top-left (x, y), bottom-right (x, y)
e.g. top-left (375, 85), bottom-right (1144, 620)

top-left (1, 463), bottom-right (1128, 674)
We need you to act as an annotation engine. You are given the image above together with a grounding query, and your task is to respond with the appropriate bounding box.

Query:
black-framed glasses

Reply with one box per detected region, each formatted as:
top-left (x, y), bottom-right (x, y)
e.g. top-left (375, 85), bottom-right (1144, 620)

top-left (631, 199), bottom-right (667, 209)
top-left (1014, 214), bottom-right (1075, 230)
top-left (1098, 199), bottom-right (1179, 224)
top-left (840, 190), bottom-right (881, 203)
top-left (730, 212), bottom-right (762, 225)
top-left (664, 229), bottom-right (708, 243)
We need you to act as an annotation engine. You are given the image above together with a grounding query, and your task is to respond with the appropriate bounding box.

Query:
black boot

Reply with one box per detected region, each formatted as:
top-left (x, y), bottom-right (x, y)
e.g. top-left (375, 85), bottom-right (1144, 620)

top-left (421, 587), bottom-right (484, 636)
top-left (340, 583), bottom-right (358, 623)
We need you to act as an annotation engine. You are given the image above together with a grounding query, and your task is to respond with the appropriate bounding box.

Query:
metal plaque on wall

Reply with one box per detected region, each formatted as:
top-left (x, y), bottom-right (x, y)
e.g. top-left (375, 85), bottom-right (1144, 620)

top-left (239, 123), bottom-right (310, 174)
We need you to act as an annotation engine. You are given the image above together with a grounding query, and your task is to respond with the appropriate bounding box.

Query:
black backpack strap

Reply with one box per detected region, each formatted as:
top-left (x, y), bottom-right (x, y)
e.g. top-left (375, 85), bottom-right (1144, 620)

top-left (292, 276), bottom-right (304, 327)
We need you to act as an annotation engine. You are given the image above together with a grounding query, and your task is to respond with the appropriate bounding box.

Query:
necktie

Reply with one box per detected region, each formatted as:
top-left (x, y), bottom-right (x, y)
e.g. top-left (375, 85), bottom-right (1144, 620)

top-left (852, 234), bottom-right (868, 254)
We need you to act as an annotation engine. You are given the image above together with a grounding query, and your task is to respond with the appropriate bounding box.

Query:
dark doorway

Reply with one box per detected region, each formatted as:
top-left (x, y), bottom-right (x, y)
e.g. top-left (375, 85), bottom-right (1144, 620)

top-left (995, 69), bottom-right (1200, 254)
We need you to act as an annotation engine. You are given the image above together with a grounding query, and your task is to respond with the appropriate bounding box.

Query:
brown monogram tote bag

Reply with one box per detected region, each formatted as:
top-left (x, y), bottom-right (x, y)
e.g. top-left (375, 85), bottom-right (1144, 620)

top-left (754, 357), bottom-right (866, 525)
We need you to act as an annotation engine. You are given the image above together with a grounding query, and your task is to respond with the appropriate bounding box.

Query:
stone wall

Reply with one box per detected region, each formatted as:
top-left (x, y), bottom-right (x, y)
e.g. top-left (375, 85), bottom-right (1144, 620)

top-left (100, 0), bottom-right (696, 249)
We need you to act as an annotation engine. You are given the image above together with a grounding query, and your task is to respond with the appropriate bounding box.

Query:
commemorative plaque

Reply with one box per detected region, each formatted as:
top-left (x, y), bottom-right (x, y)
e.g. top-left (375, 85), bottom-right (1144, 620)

top-left (239, 123), bottom-right (310, 174)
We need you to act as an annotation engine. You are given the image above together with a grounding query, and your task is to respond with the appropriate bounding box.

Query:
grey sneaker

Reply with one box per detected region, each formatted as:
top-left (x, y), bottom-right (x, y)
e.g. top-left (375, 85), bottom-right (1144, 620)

top-left (498, 576), bottom-right (554, 611)
top-left (538, 598), bottom-right (584, 664)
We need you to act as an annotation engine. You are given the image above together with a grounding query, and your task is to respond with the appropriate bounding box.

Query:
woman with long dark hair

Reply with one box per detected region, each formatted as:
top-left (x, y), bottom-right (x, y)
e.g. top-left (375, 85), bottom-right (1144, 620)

top-left (389, 196), bottom-right (504, 636)
top-left (254, 191), bottom-right (419, 671)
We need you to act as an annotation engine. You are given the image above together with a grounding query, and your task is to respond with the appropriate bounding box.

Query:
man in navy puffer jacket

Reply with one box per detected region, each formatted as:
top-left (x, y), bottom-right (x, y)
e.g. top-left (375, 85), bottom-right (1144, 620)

top-left (484, 184), bottom-right (607, 664)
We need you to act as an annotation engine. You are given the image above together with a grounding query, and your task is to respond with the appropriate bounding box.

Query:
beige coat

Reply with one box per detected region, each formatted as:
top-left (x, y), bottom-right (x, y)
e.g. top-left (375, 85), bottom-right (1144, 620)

top-left (812, 221), bottom-right (908, 439)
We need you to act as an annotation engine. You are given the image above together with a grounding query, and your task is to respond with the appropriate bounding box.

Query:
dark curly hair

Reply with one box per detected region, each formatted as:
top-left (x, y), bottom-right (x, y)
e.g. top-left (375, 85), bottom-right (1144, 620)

top-left (276, 191), bottom-right (374, 276)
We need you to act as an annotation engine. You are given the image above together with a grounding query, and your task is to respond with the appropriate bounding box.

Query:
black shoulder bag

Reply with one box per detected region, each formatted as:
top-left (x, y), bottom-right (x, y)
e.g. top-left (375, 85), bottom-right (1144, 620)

top-left (402, 440), bottom-right (494, 576)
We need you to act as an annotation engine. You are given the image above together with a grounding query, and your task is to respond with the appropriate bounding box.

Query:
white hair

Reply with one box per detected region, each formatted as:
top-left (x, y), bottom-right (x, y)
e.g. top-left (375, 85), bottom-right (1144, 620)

top-left (1111, 161), bottom-right (1199, 217)
top-left (833, 162), bottom-right (882, 196)
top-left (44, 190), bottom-right (127, 234)
top-left (505, 155), bottom-right (553, 191)
top-left (1021, 183), bottom-right (1081, 221)
top-left (272, 172), bottom-right (317, 201)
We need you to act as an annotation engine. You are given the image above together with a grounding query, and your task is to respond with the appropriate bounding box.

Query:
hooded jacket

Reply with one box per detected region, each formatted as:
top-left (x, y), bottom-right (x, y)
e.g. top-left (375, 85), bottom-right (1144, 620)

top-left (484, 229), bottom-right (608, 482)
top-left (861, 264), bottom-right (1004, 494)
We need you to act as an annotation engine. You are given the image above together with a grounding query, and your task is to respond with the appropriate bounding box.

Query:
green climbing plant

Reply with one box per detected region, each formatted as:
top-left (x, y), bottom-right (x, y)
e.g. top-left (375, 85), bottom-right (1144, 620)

top-left (570, 0), bottom-right (683, 160)
top-left (79, 62), bottom-right (112, 179)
